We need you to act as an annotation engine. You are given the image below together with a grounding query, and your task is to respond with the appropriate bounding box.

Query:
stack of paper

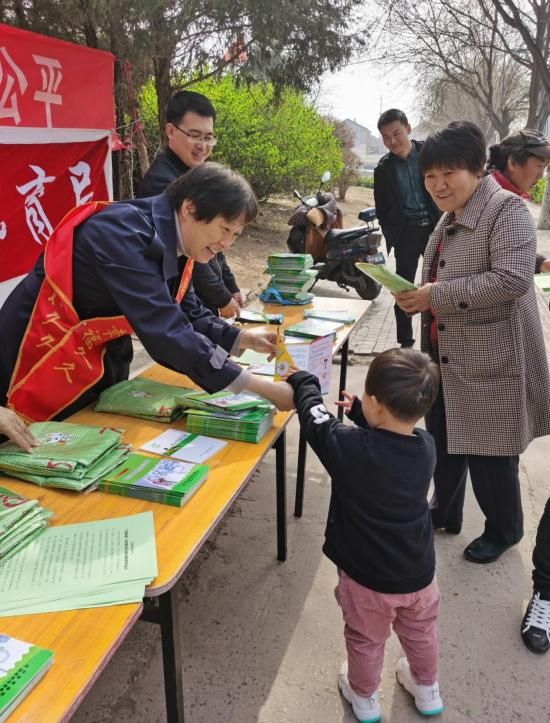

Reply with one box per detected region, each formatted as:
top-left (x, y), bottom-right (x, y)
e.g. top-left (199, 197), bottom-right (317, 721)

top-left (100, 454), bottom-right (209, 507)
top-left (304, 309), bottom-right (357, 324)
top-left (185, 407), bottom-right (276, 443)
top-left (262, 253), bottom-right (316, 304)
top-left (0, 422), bottom-right (129, 492)
top-left (0, 634), bottom-right (53, 720)
top-left (0, 486), bottom-right (52, 562)
top-left (174, 391), bottom-right (275, 443)
top-left (284, 318), bottom-right (342, 339)
top-left (95, 378), bottom-right (195, 422)
top-left (0, 512), bottom-right (158, 616)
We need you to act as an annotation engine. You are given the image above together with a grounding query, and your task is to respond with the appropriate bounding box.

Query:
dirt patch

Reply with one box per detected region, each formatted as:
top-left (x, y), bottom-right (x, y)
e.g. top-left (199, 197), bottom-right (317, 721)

top-left (228, 186), bottom-right (376, 293)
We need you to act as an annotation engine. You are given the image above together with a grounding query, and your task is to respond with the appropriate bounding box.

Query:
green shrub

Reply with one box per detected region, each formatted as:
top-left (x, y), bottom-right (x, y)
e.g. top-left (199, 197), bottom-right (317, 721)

top-left (531, 178), bottom-right (545, 205)
top-left (357, 176), bottom-right (375, 189)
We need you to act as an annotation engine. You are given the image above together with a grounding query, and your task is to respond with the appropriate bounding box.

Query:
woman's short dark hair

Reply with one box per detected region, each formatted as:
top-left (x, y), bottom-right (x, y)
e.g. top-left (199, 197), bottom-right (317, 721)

top-left (377, 108), bottom-right (409, 131)
top-left (166, 163), bottom-right (258, 223)
top-left (365, 348), bottom-right (440, 422)
top-left (419, 121), bottom-right (487, 175)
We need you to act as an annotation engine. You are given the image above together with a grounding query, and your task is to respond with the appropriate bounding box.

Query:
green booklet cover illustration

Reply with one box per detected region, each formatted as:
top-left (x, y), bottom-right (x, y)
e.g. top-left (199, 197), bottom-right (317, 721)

top-left (95, 377), bottom-right (195, 422)
top-left (100, 454), bottom-right (209, 507)
top-left (0, 634), bottom-right (53, 722)
top-left (355, 262), bottom-right (417, 293)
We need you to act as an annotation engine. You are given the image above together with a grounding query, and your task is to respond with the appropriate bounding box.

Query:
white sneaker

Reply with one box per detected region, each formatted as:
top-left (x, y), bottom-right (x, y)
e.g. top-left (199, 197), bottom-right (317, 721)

top-left (396, 657), bottom-right (443, 716)
top-left (338, 661), bottom-right (382, 723)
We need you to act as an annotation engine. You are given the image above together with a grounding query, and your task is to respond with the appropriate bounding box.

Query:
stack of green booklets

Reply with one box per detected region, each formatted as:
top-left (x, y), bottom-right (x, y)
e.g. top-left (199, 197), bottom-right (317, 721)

top-left (0, 512), bottom-right (157, 616)
top-left (0, 487), bottom-right (52, 562)
top-left (95, 378), bottom-right (195, 422)
top-left (0, 634), bottom-right (53, 720)
top-left (0, 422), bottom-right (129, 492)
top-left (99, 454), bottom-right (209, 507)
top-left (264, 253), bottom-right (316, 303)
top-left (176, 391), bottom-right (276, 443)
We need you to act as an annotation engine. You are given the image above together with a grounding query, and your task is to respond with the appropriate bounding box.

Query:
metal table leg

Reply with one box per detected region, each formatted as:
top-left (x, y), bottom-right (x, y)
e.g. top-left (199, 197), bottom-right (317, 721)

top-left (275, 430), bottom-right (287, 561)
top-left (337, 338), bottom-right (350, 422)
top-left (141, 589), bottom-right (185, 722)
top-left (294, 429), bottom-right (307, 518)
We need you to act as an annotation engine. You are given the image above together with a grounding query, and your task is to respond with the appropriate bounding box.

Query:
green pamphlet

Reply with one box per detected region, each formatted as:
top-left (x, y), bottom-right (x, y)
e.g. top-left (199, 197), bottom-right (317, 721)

top-left (534, 273), bottom-right (550, 292)
top-left (0, 512), bottom-right (157, 616)
top-left (0, 634), bottom-right (53, 722)
top-left (284, 318), bottom-right (342, 338)
top-left (355, 262), bottom-right (417, 293)
top-left (99, 454), bottom-right (209, 507)
top-left (304, 309), bottom-right (356, 324)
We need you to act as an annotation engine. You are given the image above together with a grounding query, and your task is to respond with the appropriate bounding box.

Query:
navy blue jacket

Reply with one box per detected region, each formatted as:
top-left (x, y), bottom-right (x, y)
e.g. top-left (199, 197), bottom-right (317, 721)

top-left (0, 194), bottom-right (242, 418)
top-left (288, 370), bottom-right (436, 594)
top-left (137, 149), bottom-right (240, 313)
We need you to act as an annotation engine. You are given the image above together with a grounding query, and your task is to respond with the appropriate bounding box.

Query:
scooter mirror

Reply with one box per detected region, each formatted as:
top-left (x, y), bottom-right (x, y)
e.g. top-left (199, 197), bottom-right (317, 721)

top-left (293, 190), bottom-right (302, 200)
top-left (321, 171), bottom-right (331, 183)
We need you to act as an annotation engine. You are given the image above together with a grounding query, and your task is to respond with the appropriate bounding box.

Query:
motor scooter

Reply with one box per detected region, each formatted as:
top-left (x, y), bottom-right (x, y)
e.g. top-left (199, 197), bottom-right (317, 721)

top-left (287, 172), bottom-right (383, 300)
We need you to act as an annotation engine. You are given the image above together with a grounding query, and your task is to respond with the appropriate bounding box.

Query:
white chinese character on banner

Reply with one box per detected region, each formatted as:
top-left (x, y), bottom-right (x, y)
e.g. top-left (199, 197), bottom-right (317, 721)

top-left (32, 55), bottom-right (62, 128)
top-left (69, 162), bottom-right (93, 205)
top-left (0, 47), bottom-right (28, 124)
top-left (0, 222), bottom-right (6, 240)
top-left (16, 165), bottom-right (56, 245)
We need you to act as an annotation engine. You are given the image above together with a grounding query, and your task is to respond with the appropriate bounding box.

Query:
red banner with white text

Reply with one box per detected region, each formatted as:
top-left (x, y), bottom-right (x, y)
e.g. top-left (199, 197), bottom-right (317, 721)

top-left (0, 140), bottom-right (109, 281)
top-left (0, 22), bottom-right (114, 129)
top-left (0, 24), bottom-right (114, 300)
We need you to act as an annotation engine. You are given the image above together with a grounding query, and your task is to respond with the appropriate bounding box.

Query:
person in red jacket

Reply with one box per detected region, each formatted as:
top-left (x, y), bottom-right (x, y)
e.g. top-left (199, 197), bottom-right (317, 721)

top-left (488, 128), bottom-right (550, 274)
top-left (488, 128), bottom-right (550, 655)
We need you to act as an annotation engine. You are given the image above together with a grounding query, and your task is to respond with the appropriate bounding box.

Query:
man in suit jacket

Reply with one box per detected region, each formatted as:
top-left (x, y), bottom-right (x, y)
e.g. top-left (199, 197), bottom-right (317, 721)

top-left (137, 90), bottom-right (243, 318)
top-left (374, 109), bottom-right (440, 347)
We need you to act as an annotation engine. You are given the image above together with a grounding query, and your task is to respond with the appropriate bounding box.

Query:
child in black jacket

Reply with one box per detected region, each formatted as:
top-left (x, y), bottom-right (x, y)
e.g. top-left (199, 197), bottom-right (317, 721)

top-left (286, 348), bottom-right (442, 722)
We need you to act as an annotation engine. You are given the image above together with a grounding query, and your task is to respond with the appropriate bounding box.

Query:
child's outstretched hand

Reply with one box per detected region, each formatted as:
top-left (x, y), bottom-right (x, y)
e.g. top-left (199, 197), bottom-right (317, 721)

top-left (334, 390), bottom-right (356, 412)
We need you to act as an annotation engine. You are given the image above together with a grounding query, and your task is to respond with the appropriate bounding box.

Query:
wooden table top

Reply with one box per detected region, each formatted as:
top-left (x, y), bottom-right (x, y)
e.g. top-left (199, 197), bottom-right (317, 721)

top-left (0, 294), bottom-right (369, 722)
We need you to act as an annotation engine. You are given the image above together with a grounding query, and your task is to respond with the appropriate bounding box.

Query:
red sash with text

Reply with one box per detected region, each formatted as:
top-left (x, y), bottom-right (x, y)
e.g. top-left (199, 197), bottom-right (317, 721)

top-left (7, 203), bottom-right (196, 422)
top-left (6, 202), bottom-right (133, 422)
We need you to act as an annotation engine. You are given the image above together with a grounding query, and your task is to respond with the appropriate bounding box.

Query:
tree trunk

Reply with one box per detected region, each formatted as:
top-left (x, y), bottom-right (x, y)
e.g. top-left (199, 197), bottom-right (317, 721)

top-left (537, 170), bottom-right (550, 231)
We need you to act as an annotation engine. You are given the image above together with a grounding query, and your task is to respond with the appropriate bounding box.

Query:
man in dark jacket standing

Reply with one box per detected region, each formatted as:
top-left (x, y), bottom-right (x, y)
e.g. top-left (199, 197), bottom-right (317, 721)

top-left (374, 109), bottom-right (440, 348)
top-left (137, 90), bottom-right (243, 318)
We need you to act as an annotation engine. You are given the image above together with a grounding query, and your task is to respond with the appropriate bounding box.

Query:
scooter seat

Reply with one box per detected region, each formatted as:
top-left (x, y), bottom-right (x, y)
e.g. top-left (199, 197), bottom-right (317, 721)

top-left (325, 225), bottom-right (371, 244)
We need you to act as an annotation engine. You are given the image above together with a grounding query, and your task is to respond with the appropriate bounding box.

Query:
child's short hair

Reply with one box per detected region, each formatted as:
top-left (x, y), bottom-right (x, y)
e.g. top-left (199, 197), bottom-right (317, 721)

top-left (365, 348), bottom-right (439, 422)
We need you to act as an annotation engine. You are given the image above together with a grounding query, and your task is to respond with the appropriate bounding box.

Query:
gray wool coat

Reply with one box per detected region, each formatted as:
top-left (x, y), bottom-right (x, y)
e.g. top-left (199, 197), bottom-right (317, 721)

top-left (421, 175), bottom-right (550, 456)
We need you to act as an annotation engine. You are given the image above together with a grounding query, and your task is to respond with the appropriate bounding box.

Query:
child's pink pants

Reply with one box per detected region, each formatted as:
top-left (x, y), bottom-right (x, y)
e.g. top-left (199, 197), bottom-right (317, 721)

top-left (335, 570), bottom-right (440, 697)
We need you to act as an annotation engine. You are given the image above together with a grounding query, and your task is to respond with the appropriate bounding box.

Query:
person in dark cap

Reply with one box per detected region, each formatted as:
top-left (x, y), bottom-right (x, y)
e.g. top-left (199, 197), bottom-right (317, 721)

top-left (488, 128), bottom-right (550, 274)
top-left (488, 128), bottom-right (550, 655)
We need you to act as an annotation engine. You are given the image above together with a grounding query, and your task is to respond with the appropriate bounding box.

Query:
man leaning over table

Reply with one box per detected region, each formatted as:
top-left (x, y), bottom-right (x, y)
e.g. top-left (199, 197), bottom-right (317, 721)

top-left (0, 163), bottom-right (293, 424)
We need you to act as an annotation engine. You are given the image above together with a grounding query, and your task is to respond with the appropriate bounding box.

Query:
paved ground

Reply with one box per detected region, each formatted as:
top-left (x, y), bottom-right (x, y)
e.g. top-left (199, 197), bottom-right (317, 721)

top-left (72, 206), bottom-right (550, 723)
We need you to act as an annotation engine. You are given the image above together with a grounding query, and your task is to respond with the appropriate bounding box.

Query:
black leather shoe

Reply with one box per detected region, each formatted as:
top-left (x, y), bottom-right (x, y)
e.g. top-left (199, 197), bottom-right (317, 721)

top-left (521, 592), bottom-right (550, 654)
top-left (430, 510), bottom-right (462, 535)
top-left (463, 535), bottom-right (515, 563)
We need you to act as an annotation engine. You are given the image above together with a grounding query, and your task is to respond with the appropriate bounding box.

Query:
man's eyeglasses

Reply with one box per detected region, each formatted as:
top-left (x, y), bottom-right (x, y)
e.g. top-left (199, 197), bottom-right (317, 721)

top-left (172, 124), bottom-right (217, 147)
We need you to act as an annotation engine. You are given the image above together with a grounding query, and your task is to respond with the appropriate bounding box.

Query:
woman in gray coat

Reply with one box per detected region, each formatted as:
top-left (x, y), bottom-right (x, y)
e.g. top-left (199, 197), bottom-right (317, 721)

top-left (395, 122), bottom-right (550, 564)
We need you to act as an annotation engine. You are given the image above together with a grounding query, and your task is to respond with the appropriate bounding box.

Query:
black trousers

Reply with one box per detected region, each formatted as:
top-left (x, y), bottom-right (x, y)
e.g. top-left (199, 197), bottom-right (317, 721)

top-left (533, 498), bottom-right (550, 595)
top-left (425, 383), bottom-right (523, 545)
top-left (393, 225), bottom-right (432, 345)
